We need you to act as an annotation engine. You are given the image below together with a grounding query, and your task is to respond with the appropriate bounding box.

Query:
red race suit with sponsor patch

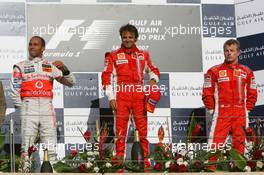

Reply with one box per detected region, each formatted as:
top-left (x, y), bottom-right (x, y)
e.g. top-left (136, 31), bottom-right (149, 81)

top-left (202, 62), bottom-right (257, 156)
top-left (101, 45), bottom-right (160, 162)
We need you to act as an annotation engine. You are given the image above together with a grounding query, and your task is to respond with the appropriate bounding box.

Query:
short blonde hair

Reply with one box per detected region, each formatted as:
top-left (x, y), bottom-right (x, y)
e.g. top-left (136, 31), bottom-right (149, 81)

top-left (223, 39), bottom-right (240, 51)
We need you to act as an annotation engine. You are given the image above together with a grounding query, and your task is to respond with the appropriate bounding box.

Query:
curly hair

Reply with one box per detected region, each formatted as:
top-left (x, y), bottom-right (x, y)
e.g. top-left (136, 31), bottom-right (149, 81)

top-left (119, 24), bottom-right (139, 39)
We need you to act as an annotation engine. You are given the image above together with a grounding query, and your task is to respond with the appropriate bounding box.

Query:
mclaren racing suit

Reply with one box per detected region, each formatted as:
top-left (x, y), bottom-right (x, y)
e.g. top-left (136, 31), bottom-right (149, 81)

top-left (202, 62), bottom-right (257, 155)
top-left (101, 45), bottom-right (160, 160)
top-left (11, 57), bottom-right (76, 161)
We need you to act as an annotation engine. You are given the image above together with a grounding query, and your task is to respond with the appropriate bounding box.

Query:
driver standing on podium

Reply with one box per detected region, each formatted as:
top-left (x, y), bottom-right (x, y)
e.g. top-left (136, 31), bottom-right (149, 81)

top-left (102, 24), bottom-right (160, 170)
top-left (10, 36), bottom-right (76, 169)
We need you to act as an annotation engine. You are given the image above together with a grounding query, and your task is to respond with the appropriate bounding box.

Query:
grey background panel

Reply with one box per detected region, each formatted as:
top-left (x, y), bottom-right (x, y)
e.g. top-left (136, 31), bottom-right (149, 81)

top-left (202, 4), bottom-right (236, 37)
top-left (64, 73), bottom-right (99, 108)
top-left (0, 74), bottom-right (13, 108)
top-left (27, 4), bottom-right (202, 72)
top-left (0, 2), bottom-right (25, 36)
top-left (97, 0), bottom-right (131, 2)
top-left (27, 0), bottom-right (61, 2)
top-left (167, 0), bottom-right (200, 3)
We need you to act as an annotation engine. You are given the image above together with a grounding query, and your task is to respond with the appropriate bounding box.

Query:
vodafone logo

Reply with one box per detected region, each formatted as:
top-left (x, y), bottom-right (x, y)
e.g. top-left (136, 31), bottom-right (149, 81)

top-left (35, 81), bottom-right (44, 89)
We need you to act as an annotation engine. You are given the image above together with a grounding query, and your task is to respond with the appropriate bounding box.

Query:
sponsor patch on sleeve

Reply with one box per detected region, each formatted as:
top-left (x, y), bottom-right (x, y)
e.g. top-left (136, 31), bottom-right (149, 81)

top-left (13, 72), bottom-right (22, 78)
top-left (13, 84), bottom-right (21, 88)
top-left (24, 68), bottom-right (35, 74)
top-left (203, 74), bottom-right (212, 88)
top-left (42, 64), bottom-right (52, 72)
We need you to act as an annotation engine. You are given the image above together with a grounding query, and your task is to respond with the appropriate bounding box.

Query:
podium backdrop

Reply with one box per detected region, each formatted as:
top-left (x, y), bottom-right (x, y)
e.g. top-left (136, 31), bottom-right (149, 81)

top-left (0, 0), bottom-right (263, 159)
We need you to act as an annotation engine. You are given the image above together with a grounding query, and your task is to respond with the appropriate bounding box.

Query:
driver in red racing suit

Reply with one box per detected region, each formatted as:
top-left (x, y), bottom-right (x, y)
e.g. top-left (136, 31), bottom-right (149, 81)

top-left (101, 24), bottom-right (160, 170)
top-left (202, 39), bottom-right (258, 170)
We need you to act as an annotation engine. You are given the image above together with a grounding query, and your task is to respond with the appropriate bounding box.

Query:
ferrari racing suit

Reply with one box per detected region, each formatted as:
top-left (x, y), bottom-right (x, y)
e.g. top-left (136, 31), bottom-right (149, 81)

top-left (101, 45), bottom-right (160, 163)
top-left (202, 62), bottom-right (257, 155)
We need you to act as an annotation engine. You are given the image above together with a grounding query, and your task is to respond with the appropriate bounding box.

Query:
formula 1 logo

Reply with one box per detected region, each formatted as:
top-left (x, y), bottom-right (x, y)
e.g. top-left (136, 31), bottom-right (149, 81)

top-left (35, 20), bottom-right (118, 50)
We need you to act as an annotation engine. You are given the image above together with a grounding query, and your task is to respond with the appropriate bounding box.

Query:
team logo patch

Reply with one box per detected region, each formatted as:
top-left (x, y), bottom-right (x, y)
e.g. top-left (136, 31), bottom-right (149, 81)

top-left (42, 64), bottom-right (52, 72)
top-left (117, 53), bottom-right (125, 60)
top-left (132, 52), bottom-right (137, 59)
top-left (24, 68), bottom-right (35, 74)
top-left (42, 63), bottom-right (51, 68)
top-left (35, 81), bottom-right (44, 89)
top-left (234, 69), bottom-right (247, 79)
top-left (42, 68), bottom-right (52, 72)
top-left (218, 77), bottom-right (230, 83)
top-left (233, 69), bottom-right (240, 77)
top-left (116, 59), bottom-right (128, 65)
top-left (219, 70), bottom-right (227, 77)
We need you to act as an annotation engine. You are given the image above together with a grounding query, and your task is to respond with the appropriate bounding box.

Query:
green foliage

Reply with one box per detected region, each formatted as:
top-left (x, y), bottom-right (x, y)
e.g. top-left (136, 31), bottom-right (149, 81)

top-left (229, 149), bottom-right (247, 171)
top-left (52, 161), bottom-right (75, 173)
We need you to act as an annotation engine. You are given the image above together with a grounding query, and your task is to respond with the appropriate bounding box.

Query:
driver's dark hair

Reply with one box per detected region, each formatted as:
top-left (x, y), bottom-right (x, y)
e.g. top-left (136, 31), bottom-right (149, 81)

top-left (119, 24), bottom-right (139, 39)
top-left (32, 36), bottom-right (46, 47)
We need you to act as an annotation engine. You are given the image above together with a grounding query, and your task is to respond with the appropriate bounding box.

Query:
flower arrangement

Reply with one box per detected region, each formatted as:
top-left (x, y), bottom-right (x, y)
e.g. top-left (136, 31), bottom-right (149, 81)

top-left (53, 122), bottom-right (123, 173)
top-left (53, 117), bottom-right (264, 173)
top-left (242, 117), bottom-right (264, 172)
top-left (149, 117), bottom-right (264, 173)
top-left (150, 125), bottom-right (206, 173)
top-left (1, 116), bottom-right (263, 173)
top-left (18, 145), bottom-right (38, 172)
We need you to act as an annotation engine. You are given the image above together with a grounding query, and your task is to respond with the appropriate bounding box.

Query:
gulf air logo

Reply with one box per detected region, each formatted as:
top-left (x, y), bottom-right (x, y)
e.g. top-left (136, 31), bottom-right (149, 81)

top-left (45, 20), bottom-right (118, 50)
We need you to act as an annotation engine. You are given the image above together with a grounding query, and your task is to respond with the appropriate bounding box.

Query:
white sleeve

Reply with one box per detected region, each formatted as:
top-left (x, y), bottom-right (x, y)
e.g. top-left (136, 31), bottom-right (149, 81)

top-left (10, 65), bottom-right (22, 107)
top-left (51, 63), bottom-right (63, 78)
top-left (63, 73), bottom-right (76, 86)
top-left (105, 84), bottom-right (116, 101)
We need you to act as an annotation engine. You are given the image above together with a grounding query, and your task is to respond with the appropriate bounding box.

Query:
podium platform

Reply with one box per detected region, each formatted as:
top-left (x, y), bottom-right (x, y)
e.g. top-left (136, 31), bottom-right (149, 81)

top-left (0, 173), bottom-right (263, 175)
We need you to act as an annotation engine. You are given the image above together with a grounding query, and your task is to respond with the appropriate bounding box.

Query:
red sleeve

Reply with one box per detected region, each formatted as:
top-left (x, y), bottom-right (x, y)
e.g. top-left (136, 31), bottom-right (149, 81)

top-left (101, 52), bottom-right (114, 90)
top-left (246, 70), bottom-right (258, 111)
top-left (202, 69), bottom-right (216, 110)
top-left (144, 51), bottom-right (160, 82)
